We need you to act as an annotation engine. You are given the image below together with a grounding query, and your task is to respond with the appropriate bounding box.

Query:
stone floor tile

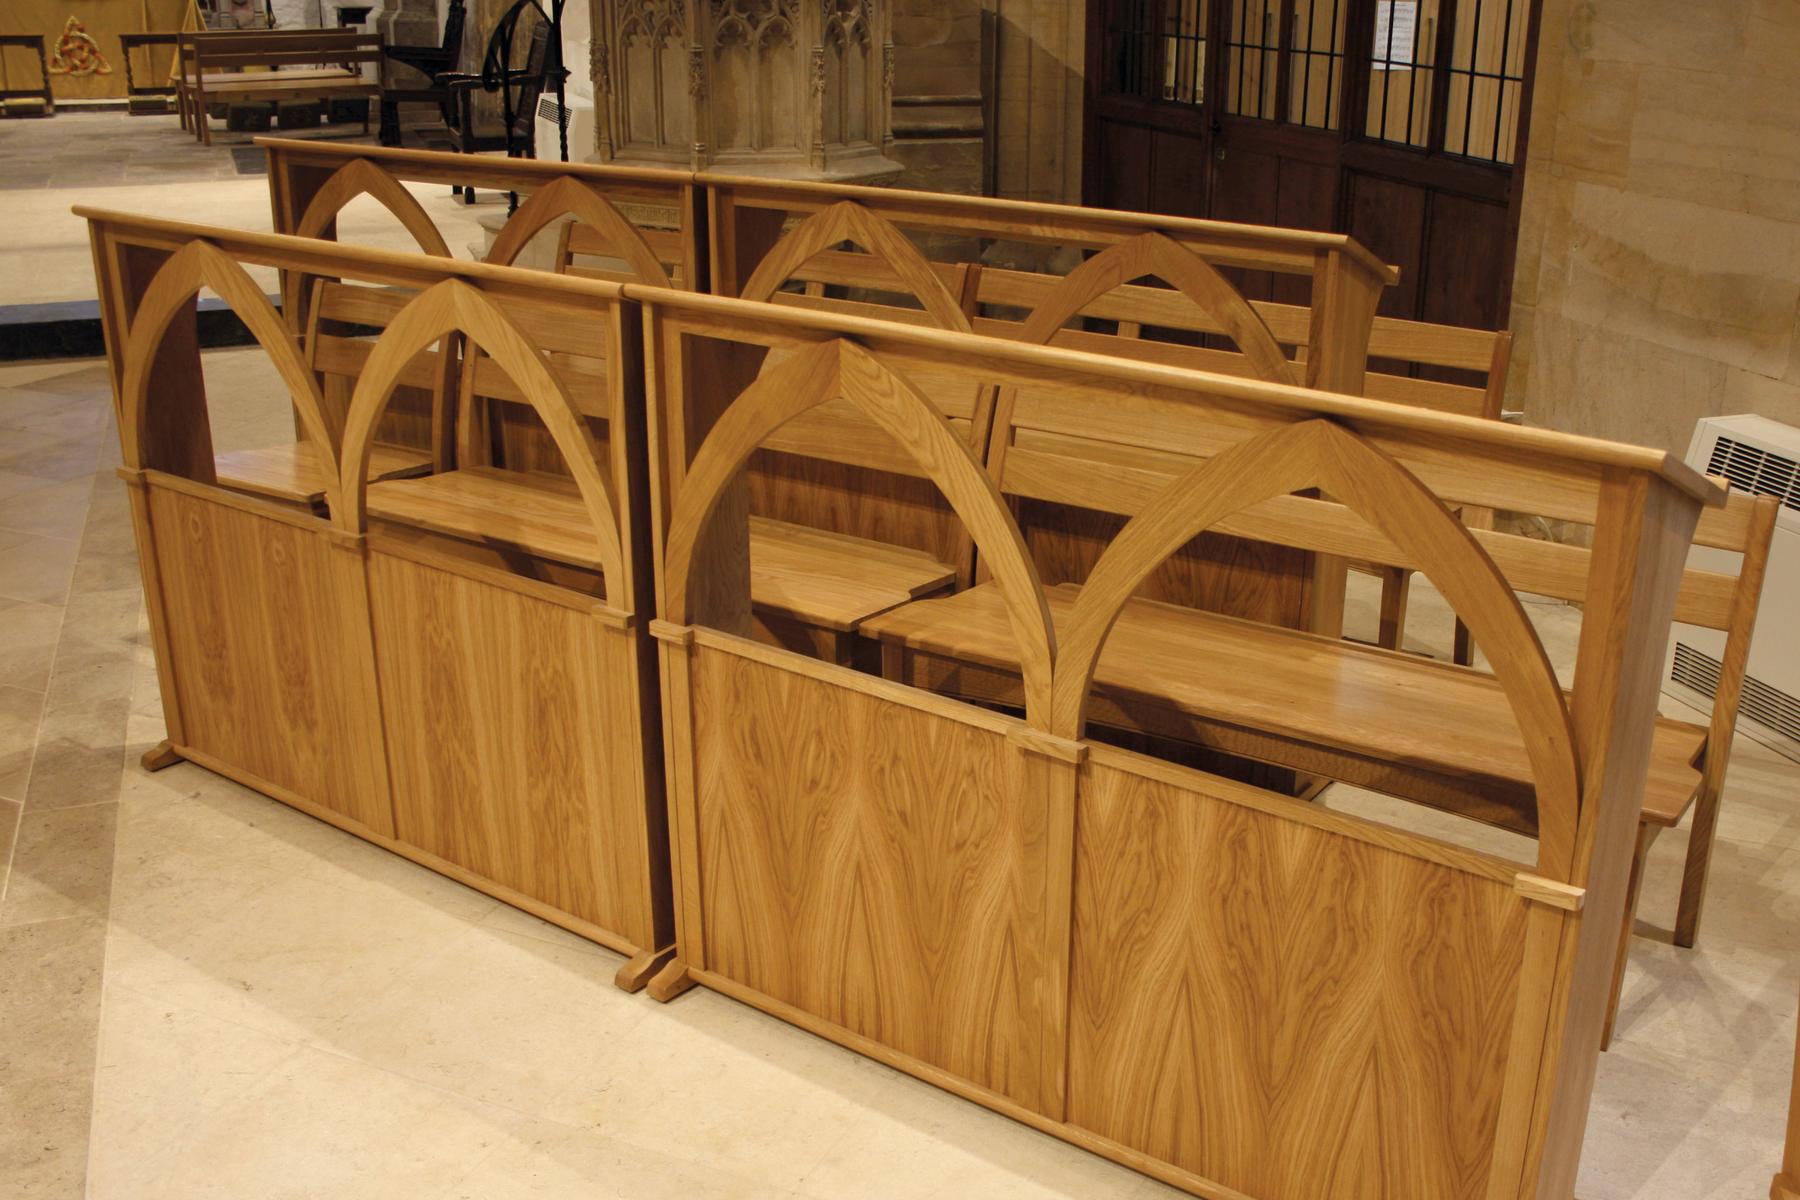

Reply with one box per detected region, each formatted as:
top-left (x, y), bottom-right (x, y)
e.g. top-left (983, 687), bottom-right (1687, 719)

top-left (0, 1069), bottom-right (91, 1200)
top-left (0, 804), bottom-right (116, 926)
top-left (0, 529), bottom-right (80, 607)
top-left (0, 915), bottom-right (107, 1081)
top-left (0, 597), bottom-right (64, 694)
top-left (0, 684), bottom-right (46, 801)
top-left (23, 694), bottom-right (130, 811)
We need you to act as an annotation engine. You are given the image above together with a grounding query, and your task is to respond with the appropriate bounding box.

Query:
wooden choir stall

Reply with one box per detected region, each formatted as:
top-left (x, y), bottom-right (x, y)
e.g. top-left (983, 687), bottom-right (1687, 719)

top-left (81, 155), bottom-right (1769, 1197)
top-left (84, 211), bottom-right (677, 990)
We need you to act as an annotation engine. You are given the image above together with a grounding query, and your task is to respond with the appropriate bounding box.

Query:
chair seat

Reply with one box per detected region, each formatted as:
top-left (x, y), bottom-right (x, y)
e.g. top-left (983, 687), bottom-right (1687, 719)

top-left (215, 441), bottom-right (431, 505)
top-left (749, 516), bottom-right (957, 634)
top-left (864, 581), bottom-right (1707, 834)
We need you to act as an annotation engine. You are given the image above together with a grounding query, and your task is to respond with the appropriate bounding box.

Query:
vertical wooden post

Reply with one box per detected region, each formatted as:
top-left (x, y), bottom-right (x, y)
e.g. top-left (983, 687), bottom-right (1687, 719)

top-left (1775, 988), bottom-right (1800, 1200)
top-left (1523, 468), bottom-right (1702, 1198)
top-left (706, 189), bottom-right (790, 299)
top-left (1303, 247), bottom-right (1383, 396)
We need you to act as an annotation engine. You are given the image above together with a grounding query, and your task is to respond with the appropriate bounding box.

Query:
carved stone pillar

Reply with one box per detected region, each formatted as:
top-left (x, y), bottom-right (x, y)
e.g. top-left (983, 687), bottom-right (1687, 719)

top-left (591, 0), bottom-right (899, 182)
top-left (372, 0), bottom-right (444, 79)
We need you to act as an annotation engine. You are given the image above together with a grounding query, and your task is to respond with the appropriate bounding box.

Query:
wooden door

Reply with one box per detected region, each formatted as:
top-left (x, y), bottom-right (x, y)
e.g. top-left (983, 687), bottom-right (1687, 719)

top-left (1084, 0), bottom-right (1543, 341)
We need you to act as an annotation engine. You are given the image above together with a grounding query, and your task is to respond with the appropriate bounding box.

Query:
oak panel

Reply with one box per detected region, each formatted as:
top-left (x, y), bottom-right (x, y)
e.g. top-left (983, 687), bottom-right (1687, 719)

top-left (689, 645), bottom-right (1055, 1110)
top-left (1068, 754), bottom-right (1529, 1199)
top-left (148, 482), bottom-right (393, 834)
top-left (368, 549), bottom-right (655, 948)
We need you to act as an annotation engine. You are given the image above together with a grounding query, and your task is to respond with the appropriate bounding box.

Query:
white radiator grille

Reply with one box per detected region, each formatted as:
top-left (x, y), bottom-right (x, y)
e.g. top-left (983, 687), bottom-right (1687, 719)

top-left (1671, 642), bottom-right (1800, 743)
top-left (1704, 436), bottom-right (1800, 513)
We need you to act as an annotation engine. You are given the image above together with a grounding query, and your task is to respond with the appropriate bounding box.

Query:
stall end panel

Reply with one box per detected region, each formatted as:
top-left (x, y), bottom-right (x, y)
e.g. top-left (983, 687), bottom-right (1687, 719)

top-left (1066, 755), bottom-right (1529, 1200)
top-left (689, 644), bottom-right (1055, 1111)
top-left (368, 551), bottom-right (656, 951)
top-left (147, 483), bottom-right (394, 835)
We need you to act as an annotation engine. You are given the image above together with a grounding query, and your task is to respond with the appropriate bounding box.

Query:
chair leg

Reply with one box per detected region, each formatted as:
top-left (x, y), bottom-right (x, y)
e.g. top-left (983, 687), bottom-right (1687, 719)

top-left (1675, 778), bottom-right (1723, 949)
top-left (1375, 567), bottom-right (1411, 651)
top-left (1602, 823), bottom-right (1657, 1050)
top-left (1453, 618), bottom-right (1476, 667)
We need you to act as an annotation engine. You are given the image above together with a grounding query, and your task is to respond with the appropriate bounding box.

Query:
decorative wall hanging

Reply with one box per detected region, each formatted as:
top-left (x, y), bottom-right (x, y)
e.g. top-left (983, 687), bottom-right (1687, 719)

top-left (48, 16), bottom-right (111, 76)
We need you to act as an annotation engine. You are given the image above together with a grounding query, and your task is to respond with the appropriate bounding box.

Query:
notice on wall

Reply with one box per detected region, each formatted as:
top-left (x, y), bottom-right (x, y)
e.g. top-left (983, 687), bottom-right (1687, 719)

top-left (1372, 0), bottom-right (1418, 70)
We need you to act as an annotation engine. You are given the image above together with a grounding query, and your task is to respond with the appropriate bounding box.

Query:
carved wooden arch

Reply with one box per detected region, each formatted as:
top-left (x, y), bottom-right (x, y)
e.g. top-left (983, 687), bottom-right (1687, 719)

top-left (120, 240), bottom-right (341, 506)
top-left (338, 279), bottom-right (628, 600)
top-left (738, 201), bottom-right (973, 332)
top-left (662, 338), bottom-right (1057, 725)
top-left (294, 158), bottom-right (452, 257)
top-left (1050, 419), bottom-right (1582, 879)
top-left (484, 175), bottom-right (673, 287)
top-left (1018, 232), bottom-right (1296, 385)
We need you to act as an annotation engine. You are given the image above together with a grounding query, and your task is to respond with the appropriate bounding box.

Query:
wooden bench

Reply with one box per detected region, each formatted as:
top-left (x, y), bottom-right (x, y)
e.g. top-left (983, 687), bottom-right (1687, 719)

top-left (180, 31), bottom-right (382, 145)
top-left (636, 284), bottom-right (1719, 1199)
top-left (966, 260), bottom-right (1516, 659)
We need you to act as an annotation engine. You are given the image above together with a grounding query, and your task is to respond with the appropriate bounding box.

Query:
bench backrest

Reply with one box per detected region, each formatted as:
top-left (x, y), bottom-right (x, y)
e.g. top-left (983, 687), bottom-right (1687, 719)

top-left (986, 360), bottom-right (1776, 763)
top-left (185, 30), bottom-right (383, 74)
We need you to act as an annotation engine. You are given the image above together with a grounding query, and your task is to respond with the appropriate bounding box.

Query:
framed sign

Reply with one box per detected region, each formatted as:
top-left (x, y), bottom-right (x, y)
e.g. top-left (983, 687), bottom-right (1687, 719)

top-left (1372, 0), bottom-right (1418, 70)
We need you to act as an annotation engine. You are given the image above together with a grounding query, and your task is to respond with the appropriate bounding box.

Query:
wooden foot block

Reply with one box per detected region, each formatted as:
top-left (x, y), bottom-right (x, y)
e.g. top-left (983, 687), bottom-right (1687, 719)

top-left (614, 945), bottom-right (677, 994)
top-left (141, 740), bottom-right (184, 772)
top-left (1772, 1174), bottom-right (1799, 1200)
top-left (646, 958), bottom-right (696, 1003)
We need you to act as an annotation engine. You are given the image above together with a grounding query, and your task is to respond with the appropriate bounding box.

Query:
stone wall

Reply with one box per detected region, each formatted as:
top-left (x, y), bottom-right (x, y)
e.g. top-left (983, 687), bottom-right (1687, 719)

top-left (1509, 0), bottom-right (1800, 453)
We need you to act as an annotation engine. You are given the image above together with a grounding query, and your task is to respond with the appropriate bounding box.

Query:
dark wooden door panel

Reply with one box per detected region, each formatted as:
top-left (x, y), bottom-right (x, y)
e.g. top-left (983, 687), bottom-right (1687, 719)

top-left (1420, 191), bottom-right (1510, 331)
top-left (1150, 129), bottom-right (1210, 218)
top-left (1343, 171), bottom-right (1427, 319)
top-left (1084, 0), bottom-right (1541, 337)
top-left (1096, 118), bottom-right (1155, 213)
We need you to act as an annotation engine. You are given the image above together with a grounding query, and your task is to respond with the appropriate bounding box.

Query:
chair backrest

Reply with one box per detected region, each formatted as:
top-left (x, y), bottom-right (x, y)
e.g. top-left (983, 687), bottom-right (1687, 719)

top-left (441, 0), bottom-right (467, 58)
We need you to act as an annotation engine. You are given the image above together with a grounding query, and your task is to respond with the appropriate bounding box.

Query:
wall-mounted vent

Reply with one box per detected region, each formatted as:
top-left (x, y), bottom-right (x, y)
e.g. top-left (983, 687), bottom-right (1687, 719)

top-left (1671, 642), bottom-right (1800, 745)
top-left (1705, 436), bottom-right (1800, 513)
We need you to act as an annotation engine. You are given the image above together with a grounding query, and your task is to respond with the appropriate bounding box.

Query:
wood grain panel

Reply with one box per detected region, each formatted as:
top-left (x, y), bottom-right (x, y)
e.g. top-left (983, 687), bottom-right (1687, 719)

top-left (1067, 754), bottom-right (1529, 1199)
top-left (368, 549), bottom-right (656, 949)
top-left (689, 645), bottom-right (1056, 1110)
top-left (148, 482), bottom-right (393, 834)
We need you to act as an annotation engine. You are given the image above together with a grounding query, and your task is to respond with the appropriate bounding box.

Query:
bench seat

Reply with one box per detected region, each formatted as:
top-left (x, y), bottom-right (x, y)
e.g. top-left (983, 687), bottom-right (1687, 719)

top-left (215, 441), bottom-right (432, 505)
top-left (748, 516), bottom-right (957, 633)
top-left (864, 580), bottom-right (1705, 834)
top-left (366, 466), bottom-right (608, 570)
top-left (180, 67), bottom-right (357, 87)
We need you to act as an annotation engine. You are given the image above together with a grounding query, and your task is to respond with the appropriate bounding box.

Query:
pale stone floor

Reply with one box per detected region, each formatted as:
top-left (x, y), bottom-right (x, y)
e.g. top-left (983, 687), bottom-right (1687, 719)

top-left (1, 347), bottom-right (1797, 1199)
top-left (0, 111), bottom-right (496, 308)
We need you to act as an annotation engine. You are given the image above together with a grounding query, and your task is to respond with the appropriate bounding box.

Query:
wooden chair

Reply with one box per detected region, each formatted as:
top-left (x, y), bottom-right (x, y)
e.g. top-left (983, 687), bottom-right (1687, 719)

top-left (213, 279), bottom-right (449, 510)
top-left (441, 16), bottom-right (566, 203)
top-left (377, 0), bottom-right (465, 146)
top-left (1603, 491), bottom-right (1779, 1047)
top-left (1777, 993), bottom-right (1800, 1200)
